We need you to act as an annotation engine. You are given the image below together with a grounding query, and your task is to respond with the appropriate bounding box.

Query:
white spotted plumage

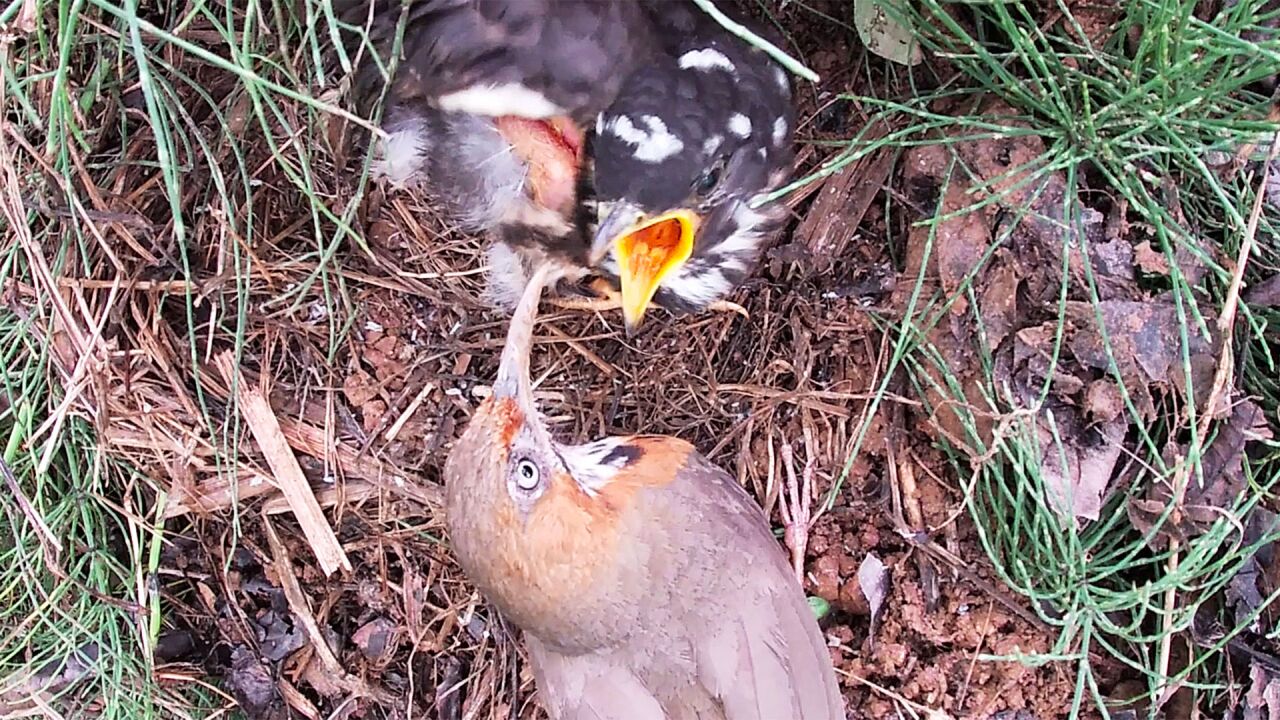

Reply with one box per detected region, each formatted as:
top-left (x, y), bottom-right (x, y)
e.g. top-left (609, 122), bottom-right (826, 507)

top-left (603, 114), bottom-right (685, 163)
top-left (772, 117), bottom-right (788, 147)
top-left (678, 48), bottom-right (736, 73)
top-left (662, 266), bottom-right (735, 309)
top-left (717, 196), bottom-right (769, 259)
top-left (728, 113), bottom-right (752, 138)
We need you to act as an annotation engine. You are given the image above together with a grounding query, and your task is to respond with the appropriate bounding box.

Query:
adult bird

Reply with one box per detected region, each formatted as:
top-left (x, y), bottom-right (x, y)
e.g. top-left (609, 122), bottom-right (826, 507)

top-left (444, 264), bottom-right (844, 719)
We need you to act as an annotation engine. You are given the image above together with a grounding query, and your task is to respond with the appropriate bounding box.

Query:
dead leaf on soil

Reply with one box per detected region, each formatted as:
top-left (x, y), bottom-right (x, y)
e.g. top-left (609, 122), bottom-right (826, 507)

top-left (1128, 400), bottom-right (1274, 546)
top-left (1134, 241), bottom-right (1171, 276)
top-left (858, 552), bottom-right (890, 639)
top-left (854, 0), bottom-right (924, 67)
top-left (352, 617), bottom-right (400, 662)
top-left (255, 608), bottom-right (307, 662)
top-left (1065, 299), bottom-right (1218, 418)
top-left (898, 144), bottom-right (996, 450)
top-left (1246, 274), bottom-right (1280, 307)
top-left (1228, 507), bottom-right (1280, 635)
top-left (228, 646), bottom-right (281, 720)
top-left (898, 100), bottom-right (1240, 534)
top-left (1245, 662), bottom-right (1280, 720)
top-left (1037, 410), bottom-right (1126, 522)
top-left (0, 642), bottom-right (99, 711)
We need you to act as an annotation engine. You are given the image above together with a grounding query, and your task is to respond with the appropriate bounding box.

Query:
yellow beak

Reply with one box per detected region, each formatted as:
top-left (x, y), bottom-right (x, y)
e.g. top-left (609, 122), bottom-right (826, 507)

top-left (608, 209), bottom-right (699, 332)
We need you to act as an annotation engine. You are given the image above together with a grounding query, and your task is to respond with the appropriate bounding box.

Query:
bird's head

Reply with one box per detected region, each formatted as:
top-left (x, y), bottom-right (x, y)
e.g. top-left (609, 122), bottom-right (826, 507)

top-left (588, 42), bottom-right (794, 331)
top-left (445, 264), bottom-right (693, 643)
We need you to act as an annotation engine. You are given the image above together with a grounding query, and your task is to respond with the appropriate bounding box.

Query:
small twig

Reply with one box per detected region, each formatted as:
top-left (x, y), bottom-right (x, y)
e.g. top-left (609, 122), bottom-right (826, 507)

top-left (1155, 537), bottom-right (1182, 707)
top-left (903, 534), bottom-right (1051, 634)
top-left (837, 669), bottom-right (953, 719)
top-left (216, 351), bottom-right (352, 576)
top-left (1200, 126), bottom-right (1280, 429)
top-left (688, 0), bottom-right (820, 83)
top-left (1155, 127), bottom-right (1280, 701)
top-left (0, 457), bottom-right (61, 556)
top-left (261, 516), bottom-right (393, 705)
top-left (884, 371), bottom-right (941, 611)
top-left (56, 278), bottom-right (193, 292)
top-left (955, 602), bottom-right (995, 710)
top-left (896, 455), bottom-right (940, 612)
top-left (384, 382), bottom-right (435, 443)
top-left (545, 325), bottom-right (625, 380)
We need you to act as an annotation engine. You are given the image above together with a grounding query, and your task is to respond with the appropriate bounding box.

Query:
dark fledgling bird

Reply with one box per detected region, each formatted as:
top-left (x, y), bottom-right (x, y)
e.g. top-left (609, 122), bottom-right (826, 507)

top-left (444, 265), bottom-right (844, 719)
top-left (335, 0), bottom-right (796, 326)
top-left (588, 7), bottom-right (796, 330)
top-left (334, 0), bottom-right (657, 308)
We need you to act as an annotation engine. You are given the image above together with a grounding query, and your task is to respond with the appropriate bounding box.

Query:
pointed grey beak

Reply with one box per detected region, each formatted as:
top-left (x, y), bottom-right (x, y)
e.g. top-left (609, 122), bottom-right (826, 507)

top-left (589, 200), bottom-right (644, 266)
top-left (493, 264), bottom-right (553, 409)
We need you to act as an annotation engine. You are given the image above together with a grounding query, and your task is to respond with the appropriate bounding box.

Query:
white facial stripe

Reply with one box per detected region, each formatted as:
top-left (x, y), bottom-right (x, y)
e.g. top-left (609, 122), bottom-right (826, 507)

top-left (661, 266), bottom-right (734, 307)
top-left (604, 114), bottom-right (684, 163)
top-left (438, 83), bottom-right (563, 118)
top-left (728, 113), bottom-right (752, 138)
top-left (557, 438), bottom-right (636, 495)
top-left (773, 117), bottom-right (788, 147)
top-left (715, 198), bottom-right (769, 257)
top-left (678, 48), bottom-right (736, 72)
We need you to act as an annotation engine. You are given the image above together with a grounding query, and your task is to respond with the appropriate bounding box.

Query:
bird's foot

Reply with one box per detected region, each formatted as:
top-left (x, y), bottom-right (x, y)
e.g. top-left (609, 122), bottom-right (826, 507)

top-left (547, 277), bottom-right (622, 313)
top-left (777, 438), bottom-right (814, 587)
top-left (707, 299), bottom-right (749, 319)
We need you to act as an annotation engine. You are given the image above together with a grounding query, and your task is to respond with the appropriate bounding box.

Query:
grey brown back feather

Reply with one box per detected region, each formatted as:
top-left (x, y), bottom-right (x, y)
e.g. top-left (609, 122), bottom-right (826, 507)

top-left (528, 449), bottom-right (844, 720)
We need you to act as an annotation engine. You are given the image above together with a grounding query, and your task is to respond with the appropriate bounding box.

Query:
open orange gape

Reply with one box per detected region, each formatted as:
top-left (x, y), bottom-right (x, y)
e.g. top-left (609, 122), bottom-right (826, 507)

top-left (492, 116), bottom-right (584, 217)
top-left (489, 116), bottom-right (699, 330)
top-left (611, 210), bottom-right (698, 327)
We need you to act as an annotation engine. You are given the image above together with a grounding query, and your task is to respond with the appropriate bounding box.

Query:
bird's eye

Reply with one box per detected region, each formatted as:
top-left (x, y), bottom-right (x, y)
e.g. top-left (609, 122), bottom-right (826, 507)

top-left (692, 166), bottom-right (721, 197)
top-left (514, 458), bottom-right (540, 491)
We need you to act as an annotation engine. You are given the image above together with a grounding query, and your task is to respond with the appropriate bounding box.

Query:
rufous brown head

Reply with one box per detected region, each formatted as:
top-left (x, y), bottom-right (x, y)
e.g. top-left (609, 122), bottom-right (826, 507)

top-left (444, 264), bottom-right (678, 649)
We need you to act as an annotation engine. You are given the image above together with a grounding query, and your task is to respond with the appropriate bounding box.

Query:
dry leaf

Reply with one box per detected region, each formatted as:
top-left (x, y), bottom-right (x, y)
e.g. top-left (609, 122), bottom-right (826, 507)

top-left (1246, 274), bottom-right (1280, 307)
top-left (1129, 401), bottom-right (1274, 546)
top-left (1133, 241), bottom-right (1170, 275)
top-left (1066, 299), bottom-right (1216, 418)
top-left (1039, 412), bottom-right (1125, 522)
top-left (228, 646), bottom-right (280, 719)
top-left (1245, 663), bottom-right (1280, 720)
top-left (854, 0), bottom-right (923, 66)
top-left (353, 618), bottom-right (399, 661)
top-left (858, 552), bottom-right (890, 639)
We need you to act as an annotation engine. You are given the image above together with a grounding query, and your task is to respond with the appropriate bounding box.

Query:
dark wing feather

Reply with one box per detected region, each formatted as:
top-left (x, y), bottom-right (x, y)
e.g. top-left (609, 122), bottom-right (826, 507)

top-left (333, 0), bottom-right (655, 123)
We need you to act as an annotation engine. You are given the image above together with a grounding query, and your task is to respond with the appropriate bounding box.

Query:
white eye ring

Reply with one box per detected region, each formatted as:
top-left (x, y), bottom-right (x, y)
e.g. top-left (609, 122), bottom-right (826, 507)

top-left (514, 459), bottom-right (540, 491)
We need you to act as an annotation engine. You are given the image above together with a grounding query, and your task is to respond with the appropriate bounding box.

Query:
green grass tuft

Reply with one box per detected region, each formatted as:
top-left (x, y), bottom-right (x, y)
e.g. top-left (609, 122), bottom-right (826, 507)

top-left (805, 0), bottom-right (1280, 713)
